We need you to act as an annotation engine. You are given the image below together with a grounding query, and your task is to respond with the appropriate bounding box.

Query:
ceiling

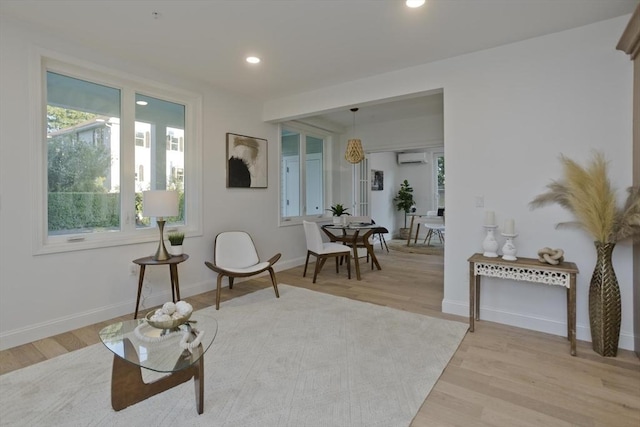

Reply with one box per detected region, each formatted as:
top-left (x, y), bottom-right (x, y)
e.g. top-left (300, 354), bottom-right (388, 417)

top-left (2, 0), bottom-right (637, 126)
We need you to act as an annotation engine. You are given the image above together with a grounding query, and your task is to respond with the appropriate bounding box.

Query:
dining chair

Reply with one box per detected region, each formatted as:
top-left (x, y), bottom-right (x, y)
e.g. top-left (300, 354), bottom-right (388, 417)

top-left (302, 221), bottom-right (351, 283)
top-left (371, 220), bottom-right (389, 252)
top-left (345, 216), bottom-right (388, 252)
top-left (421, 210), bottom-right (445, 246)
top-left (204, 231), bottom-right (280, 310)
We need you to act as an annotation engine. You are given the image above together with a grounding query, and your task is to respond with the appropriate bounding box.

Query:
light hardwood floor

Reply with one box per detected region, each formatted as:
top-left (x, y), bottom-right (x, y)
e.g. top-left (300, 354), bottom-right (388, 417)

top-left (1, 249), bottom-right (639, 426)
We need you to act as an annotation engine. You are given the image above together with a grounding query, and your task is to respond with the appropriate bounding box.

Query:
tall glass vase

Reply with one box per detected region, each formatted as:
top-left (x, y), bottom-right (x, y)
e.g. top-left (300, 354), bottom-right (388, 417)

top-left (588, 242), bottom-right (621, 357)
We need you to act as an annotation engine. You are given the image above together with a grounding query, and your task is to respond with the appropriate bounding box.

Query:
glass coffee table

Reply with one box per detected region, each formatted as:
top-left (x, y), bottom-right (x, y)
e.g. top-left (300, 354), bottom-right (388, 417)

top-left (99, 312), bottom-right (218, 414)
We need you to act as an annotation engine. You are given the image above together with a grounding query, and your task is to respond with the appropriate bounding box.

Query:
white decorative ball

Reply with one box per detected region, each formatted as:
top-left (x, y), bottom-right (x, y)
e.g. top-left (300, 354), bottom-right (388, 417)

top-left (162, 302), bottom-right (176, 315)
top-left (151, 313), bottom-right (171, 322)
top-left (175, 301), bottom-right (193, 316)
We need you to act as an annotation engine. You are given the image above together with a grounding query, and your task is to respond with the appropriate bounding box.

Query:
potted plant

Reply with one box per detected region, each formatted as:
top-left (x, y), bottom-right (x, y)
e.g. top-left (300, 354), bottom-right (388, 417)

top-left (394, 180), bottom-right (415, 239)
top-left (327, 204), bottom-right (350, 224)
top-left (168, 232), bottom-right (185, 256)
top-left (530, 151), bottom-right (639, 357)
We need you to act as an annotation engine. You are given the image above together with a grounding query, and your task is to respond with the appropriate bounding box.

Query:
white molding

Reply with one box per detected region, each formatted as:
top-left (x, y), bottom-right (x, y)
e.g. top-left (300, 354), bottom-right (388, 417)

top-left (442, 298), bottom-right (635, 351)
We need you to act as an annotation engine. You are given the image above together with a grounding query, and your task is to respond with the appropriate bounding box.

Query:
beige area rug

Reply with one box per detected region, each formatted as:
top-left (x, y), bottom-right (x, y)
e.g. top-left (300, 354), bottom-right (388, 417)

top-left (387, 239), bottom-right (444, 256)
top-left (0, 285), bottom-right (467, 427)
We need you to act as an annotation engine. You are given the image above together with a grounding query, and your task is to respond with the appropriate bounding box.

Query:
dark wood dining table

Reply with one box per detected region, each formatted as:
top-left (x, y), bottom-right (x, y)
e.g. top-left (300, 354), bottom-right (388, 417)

top-left (321, 223), bottom-right (382, 280)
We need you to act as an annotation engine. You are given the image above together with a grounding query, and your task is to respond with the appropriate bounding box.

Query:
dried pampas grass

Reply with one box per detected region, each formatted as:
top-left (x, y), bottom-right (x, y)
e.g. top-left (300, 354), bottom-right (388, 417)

top-left (530, 151), bottom-right (640, 243)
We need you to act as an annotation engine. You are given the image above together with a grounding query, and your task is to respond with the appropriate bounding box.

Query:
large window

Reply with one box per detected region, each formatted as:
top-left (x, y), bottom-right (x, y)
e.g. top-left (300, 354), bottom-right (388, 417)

top-left (280, 125), bottom-right (327, 221)
top-left (36, 57), bottom-right (201, 253)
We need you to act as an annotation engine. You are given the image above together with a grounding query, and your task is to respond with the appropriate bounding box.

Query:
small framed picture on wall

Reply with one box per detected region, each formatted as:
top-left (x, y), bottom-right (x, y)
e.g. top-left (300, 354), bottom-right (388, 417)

top-left (371, 169), bottom-right (383, 191)
top-left (226, 133), bottom-right (268, 188)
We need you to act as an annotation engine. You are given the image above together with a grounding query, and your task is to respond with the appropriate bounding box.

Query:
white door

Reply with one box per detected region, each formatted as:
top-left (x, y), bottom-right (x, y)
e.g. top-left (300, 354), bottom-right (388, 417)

top-left (306, 156), bottom-right (322, 214)
top-left (282, 157), bottom-right (300, 217)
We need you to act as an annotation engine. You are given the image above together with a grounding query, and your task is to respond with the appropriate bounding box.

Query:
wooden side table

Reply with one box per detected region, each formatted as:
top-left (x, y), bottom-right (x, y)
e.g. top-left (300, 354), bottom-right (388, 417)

top-left (132, 254), bottom-right (189, 319)
top-left (468, 253), bottom-right (579, 356)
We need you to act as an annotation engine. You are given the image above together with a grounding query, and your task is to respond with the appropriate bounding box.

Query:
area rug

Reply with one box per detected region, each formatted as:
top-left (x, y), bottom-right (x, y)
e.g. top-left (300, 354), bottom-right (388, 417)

top-left (387, 239), bottom-right (444, 256)
top-left (0, 285), bottom-right (467, 427)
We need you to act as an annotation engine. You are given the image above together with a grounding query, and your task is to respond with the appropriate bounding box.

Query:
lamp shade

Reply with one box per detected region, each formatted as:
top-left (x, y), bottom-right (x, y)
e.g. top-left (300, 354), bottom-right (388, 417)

top-left (345, 138), bottom-right (364, 164)
top-left (143, 190), bottom-right (179, 218)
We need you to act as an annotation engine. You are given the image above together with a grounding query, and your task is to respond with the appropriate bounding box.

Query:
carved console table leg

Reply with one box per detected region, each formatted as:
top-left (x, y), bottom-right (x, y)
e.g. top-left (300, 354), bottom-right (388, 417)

top-left (569, 274), bottom-right (577, 356)
top-left (469, 262), bottom-right (475, 332)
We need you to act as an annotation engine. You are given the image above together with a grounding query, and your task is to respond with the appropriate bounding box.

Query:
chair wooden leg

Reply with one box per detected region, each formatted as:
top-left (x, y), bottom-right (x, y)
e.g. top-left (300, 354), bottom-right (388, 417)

top-left (414, 224), bottom-right (421, 244)
top-left (303, 251), bottom-right (310, 277)
top-left (335, 257), bottom-right (339, 273)
top-left (346, 253), bottom-right (351, 279)
top-left (268, 268), bottom-right (279, 298)
top-left (312, 256), bottom-right (322, 283)
top-left (381, 235), bottom-right (389, 252)
top-left (216, 274), bottom-right (224, 310)
top-left (228, 277), bottom-right (234, 290)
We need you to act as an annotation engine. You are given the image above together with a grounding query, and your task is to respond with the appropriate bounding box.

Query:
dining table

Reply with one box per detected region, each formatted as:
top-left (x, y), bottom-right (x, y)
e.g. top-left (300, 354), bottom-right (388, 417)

top-left (321, 223), bottom-right (382, 280)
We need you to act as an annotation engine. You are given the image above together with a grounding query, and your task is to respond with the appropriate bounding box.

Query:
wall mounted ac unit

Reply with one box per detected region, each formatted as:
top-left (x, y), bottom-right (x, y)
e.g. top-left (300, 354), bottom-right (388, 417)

top-left (397, 152), bottom-right (427, 164)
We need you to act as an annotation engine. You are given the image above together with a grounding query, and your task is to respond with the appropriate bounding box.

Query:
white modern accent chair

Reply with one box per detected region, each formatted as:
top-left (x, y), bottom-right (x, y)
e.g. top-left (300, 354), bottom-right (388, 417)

top-left (302, 221), bottom-right (351, 283)
top-left (417, 210), bottom-right (445, 246)
top-left (204, 231), bottom-right (280, 310)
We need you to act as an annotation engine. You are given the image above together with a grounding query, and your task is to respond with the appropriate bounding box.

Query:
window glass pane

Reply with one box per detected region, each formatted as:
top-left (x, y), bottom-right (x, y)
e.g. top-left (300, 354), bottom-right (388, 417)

top-left (305, 135), bottom-right (324, 215)
top-left (281, 130), bottom-right (300, 217)
top-left (135, 94), bottom-right (185, 228)
top-left (46, 72), bottom-right (121, 236)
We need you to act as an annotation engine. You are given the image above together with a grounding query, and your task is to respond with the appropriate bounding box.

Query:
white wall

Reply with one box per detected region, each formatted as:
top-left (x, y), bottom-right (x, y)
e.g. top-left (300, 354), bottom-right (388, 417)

top-left (264, 16), bottom-right (635, 349)
top-left (0, 19), bottom-right (309, 349)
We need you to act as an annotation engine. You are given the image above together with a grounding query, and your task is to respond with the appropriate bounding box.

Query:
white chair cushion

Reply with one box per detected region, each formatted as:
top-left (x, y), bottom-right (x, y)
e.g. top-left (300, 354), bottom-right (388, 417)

top-left (320, 242), bottom-right (351, 255)
top-left (220, 261), bottom-right (270, 274)
top-left (215, 231), bottom-right (260, 269)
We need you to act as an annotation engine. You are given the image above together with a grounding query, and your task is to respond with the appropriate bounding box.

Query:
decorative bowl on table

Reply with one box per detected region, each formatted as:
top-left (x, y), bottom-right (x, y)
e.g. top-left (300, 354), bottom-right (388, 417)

top-left (145, 310), bottom-right (191, 329)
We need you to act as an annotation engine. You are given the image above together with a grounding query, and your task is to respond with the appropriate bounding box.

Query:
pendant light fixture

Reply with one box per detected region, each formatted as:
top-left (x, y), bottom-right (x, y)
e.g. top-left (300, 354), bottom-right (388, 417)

top-left (345, 108), bottom-right (364, 164)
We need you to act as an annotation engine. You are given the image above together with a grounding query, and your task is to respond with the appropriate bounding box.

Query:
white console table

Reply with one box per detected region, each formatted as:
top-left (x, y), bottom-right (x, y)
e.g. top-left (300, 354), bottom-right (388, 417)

top-left (468, 253), bottom-right (579, 356)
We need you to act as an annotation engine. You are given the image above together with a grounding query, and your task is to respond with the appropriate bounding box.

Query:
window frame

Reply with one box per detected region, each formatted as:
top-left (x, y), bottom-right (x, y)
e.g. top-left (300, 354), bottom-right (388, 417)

top-left (31, 53), bottom-right (203, 255)
top-left (278, 122), bottom-right (333, 226)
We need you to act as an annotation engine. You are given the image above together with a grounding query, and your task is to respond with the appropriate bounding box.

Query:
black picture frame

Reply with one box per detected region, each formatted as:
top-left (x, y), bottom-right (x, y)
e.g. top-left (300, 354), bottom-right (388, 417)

top-left (226, 133), bottom-right (268, 188)
top-left (371, 169), bottom-right (384, 191)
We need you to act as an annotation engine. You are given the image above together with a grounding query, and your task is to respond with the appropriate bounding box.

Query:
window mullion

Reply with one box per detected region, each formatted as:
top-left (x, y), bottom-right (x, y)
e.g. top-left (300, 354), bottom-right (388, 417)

top-left (121, 89), bottom-right (136, 231)
top-left (300, 135), bottom-right (307, 215)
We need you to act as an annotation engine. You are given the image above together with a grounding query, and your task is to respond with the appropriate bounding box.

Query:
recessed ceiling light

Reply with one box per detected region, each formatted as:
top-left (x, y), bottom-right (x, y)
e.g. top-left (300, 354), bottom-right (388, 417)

top-left (136, 100), bottom-right (148, 106)
top-left (406, 0), bottom-right (425, 8)
top-left (246, 56), bottom-right (261, 64)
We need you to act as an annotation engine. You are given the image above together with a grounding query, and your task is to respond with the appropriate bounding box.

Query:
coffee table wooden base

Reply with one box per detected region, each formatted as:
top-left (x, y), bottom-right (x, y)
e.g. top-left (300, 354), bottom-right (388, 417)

top-left (111, 339), bottom-right (204, 414)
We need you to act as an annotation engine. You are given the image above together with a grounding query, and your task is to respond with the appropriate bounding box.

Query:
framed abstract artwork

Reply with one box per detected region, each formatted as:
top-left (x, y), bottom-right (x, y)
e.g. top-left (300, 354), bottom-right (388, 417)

top-left (226, 133), bottom-right (268, 188)
top-left (371, 169), bottom-right (383, 191)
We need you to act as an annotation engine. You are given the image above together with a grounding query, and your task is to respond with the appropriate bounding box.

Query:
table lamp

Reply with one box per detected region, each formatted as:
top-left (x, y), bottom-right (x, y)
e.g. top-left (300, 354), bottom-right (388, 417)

top-left (143, 190), bottom-right (179, 261)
